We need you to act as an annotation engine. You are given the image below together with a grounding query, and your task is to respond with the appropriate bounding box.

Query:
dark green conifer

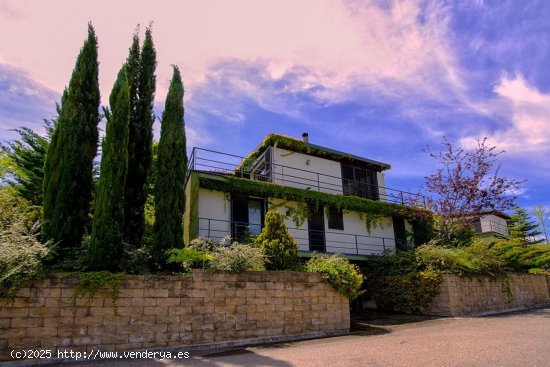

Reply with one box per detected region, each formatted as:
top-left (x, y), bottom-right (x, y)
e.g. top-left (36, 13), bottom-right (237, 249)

top-left (508, 208), bottom-right (543, 244)
top-left (153, 66), bottom-right (187, 268)
top-left (42, 24), bottom-right (100, 262)
top-left (3, 119), bottom-right (54, 206)
top-left (87, 67), bottom-right (130, 271)
top-left (124, 26), bottom-right (157, 246)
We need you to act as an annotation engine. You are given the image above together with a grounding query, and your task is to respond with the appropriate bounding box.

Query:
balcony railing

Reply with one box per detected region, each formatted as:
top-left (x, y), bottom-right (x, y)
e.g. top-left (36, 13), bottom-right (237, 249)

top-left (198, 218), bottom-right (396, 256)
top-left (187, 147), bottom-right (425, 206)
top-left (472, 220), bottom-right (508, 236)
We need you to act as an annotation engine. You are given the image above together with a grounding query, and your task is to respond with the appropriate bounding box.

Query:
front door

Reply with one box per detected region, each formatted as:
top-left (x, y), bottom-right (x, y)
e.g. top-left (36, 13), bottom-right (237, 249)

top-left (308, 205), bottom-right (326, 252)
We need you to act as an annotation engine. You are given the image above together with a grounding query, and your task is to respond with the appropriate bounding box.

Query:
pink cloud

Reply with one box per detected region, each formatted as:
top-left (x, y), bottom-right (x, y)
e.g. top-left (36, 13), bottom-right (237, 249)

top-left (0, 0), bottom-right (459, 106)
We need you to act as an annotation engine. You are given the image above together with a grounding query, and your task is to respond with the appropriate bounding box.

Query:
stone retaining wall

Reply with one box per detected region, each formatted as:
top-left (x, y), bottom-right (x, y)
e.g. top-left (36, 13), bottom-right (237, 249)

top-left (0, 270), bottom-right (350, 361)
top-left (424, 274), bottom-right (550, 316)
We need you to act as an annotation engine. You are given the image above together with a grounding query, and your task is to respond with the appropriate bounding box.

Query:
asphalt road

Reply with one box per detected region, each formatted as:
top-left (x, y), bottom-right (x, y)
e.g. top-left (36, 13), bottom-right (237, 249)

top-left (57, 307), bottom-right (550, 367)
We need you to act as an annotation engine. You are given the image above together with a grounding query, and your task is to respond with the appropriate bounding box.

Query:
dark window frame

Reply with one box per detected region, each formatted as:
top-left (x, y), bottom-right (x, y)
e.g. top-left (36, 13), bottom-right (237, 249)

top-left (327, 207), bottom-right (344, 230)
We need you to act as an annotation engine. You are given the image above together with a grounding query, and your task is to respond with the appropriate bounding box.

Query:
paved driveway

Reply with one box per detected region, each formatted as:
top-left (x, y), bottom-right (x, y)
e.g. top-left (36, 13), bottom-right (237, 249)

top-left (59, 307), bottom-right (550, 367)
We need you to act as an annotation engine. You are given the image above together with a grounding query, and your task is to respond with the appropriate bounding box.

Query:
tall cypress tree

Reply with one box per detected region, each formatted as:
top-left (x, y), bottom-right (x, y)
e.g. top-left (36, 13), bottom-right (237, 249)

top-left (87, 68), bottom-right (130, 271)
top-left (153, 66), bottom-right (187, 268)
top-left (124, 26), bottom-right (157, 246)
top-left (43, 24), bottom-right (100, 262)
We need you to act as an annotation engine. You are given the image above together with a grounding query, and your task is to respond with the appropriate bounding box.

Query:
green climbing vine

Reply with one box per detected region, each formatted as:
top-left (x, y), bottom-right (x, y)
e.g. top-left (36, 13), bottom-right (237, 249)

top-left (199, 175), bottom-right (433, 229)
top-left (71, 272), bottom-right (124, 313)
top-left (236, 133), bottom-right (391, 172)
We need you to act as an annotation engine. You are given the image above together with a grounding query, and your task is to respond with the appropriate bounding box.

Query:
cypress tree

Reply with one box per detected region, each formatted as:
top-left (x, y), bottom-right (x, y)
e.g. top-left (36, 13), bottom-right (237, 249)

top-left (42, 23), bottom-right (100, 262)
top-left (124, 26), bottom-right (157, 246)
top-left (153, 66), bottom-right (187, 268)
top-left (87, 68), bottom-right (130, 271)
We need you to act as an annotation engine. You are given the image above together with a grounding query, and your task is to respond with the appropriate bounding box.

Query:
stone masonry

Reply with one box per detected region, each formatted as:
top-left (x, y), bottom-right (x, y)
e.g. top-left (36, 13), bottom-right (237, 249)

top-left (0, 270), bottom-right (350, 361)
top-left (424, 274), bottom-right (550, 316)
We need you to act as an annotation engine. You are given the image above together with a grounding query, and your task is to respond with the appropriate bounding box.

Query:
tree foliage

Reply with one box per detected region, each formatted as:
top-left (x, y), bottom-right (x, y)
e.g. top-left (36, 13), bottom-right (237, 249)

top-left (254, 209), bottom-right (299, 270)
top-left (153, 66), bottom-right (187, 268)
top-left (124, 26), bottom-right (157, 247)
top-left (532, 204), bottom-right (549, 244)
top-left (507, 207), bottom-right (543, 244)
top-left (423, 137), bottom-right (522, 246)
top-left (87, 68), bottom-right (131, 271)
top-left (42, 23), bottom-right (100, 261)
top-left (1, 120), bottom-right (54, 206)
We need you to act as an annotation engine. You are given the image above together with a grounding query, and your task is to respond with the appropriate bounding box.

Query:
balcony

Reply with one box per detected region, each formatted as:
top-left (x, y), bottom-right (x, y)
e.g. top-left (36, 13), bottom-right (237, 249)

top-left (198, 218), bottom-right (397, 256)
top-left (471, 219), bottom-right (508, 236)
top-left (187, 147), bottom-right (425, 206)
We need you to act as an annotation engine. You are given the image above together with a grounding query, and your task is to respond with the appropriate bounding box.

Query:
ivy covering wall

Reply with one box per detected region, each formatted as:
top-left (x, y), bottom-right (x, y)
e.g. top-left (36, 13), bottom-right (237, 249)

top-left (197, 173), bottom-right (433, 243)
top-left (236, 133), bottom-right (391, 172)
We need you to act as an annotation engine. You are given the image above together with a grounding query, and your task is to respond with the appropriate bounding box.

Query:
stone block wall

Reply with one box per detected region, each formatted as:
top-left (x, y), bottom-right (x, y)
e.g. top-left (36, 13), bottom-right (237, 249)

top-left (0, 270), bottom-right (350, 361)
top-left (425, 274), bottom-right (550, 316)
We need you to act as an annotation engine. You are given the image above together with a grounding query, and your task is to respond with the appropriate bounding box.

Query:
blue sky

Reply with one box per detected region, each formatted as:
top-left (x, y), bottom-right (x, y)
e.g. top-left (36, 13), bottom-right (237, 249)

top-left (1, 0), bottom-right (549, 209)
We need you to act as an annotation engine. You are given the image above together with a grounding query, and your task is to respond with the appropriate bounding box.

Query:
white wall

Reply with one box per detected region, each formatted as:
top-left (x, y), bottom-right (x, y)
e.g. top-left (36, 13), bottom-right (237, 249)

top-left (198, 188), bottom-right (231, 241)
top-left (480, 214), bottom-right (508, 235)
top-left (271, 147), bottom-right (343, 194)
top-left (197, 190), bottom-right (397, 256)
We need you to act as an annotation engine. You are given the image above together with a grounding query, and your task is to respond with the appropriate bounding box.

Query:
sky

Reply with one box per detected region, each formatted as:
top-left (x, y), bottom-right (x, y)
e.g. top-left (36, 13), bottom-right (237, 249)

top-left (1, 0), bottom-right (549, 210)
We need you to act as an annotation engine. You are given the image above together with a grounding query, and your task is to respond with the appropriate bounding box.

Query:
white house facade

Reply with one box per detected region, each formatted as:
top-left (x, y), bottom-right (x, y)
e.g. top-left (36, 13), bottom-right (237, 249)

top-left (184, 133), bottom-right (426, 258)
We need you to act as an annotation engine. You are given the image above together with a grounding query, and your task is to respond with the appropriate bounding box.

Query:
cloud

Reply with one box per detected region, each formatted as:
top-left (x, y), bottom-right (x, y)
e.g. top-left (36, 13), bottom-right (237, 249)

top-left (461, 75), bottom-right (550, 154)
top-left (0, 1), bottom-right (462, 107)
top-left (0, 64), bottom-right (59, 141)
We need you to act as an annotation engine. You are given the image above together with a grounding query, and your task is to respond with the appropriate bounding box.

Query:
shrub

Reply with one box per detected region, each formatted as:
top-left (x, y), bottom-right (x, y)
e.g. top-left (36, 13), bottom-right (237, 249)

top-left (492, 240), bottom-right (550, 272)
top-left (306, 254), bottom-right (363, 300)
top-left (415, 241), bottom-right (504, 276)
top-left (166, 248), bottom-right (212, 271)
top-left (370, 269), bottom-right (442, 313)
top-left (363, 249), bottom-right (444, 313)
top-left (209, 243), bottom-right (265, 272)
top-left (254, 210), bottom-right (299, 270)
top-left (0, 189), bottom-right (50, 298)
top-left (188, 236), bottom-right (223, 253)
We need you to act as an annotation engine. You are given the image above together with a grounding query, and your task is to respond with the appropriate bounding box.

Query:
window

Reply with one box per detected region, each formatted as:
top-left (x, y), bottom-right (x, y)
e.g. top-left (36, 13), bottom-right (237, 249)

top-left (341, 164), bottom-right (379, 200)
top-left (328, 207), bottom-right (344, 230)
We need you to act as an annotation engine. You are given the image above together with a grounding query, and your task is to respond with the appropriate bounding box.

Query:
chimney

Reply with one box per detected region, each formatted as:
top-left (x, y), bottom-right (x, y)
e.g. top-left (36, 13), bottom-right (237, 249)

top-left (302, 132), bottom-right (309, 143)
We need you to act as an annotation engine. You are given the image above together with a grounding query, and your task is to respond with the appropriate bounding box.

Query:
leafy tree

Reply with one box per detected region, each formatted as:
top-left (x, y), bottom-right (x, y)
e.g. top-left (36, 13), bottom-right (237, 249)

top-left (1, 120), bottom-right (54, 206)
top-left (153, 66), bottom-right (186, 268)
top-left (42, 23), bottom-right (100, 262)
top-left (423, 137), bottom-right (523, 246)
top-left (124, 26), bottom-right (157, 247)
top-left (87, 68), bottom-right (130, 271)
top-left (532, 204), bottom-right (549, 244)
top-left (508, 208), bottom-right (543, 244)
top-left (254, 209), bottom-right (299, 270)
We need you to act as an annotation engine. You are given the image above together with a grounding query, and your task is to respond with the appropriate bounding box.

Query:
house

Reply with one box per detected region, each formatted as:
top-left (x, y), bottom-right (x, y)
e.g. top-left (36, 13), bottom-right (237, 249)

top-left (183, 133), bottom-right (429, 258)
top-left (469, 211), bottom-right (510, 237)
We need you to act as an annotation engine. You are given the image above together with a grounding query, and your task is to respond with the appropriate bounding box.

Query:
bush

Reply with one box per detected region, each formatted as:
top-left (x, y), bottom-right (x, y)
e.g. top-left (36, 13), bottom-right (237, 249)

top-left (0, 190), bottom-right (50, 298)
top-left (210, 243), bottom-right (265, 272)
top-left (188, 236), bottom-right (223, 253)
top-left (415, 241), bottom-right (504, 276)
top-left (306, 254), bottom-right (363, 300)
top-left (363, 249), bottom-right (444, 312)
top-left (492, 240), bottom-right (550, 272)
top-left (166, 248), bottom-right (212, 271)
top-left (370, 269), bottom-right (442, 313)
top-left (255, 210), bottom-right (299, 270)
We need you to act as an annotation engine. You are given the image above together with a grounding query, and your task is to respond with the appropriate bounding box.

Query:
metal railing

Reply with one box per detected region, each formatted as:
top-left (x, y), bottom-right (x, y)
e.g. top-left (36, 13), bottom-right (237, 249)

top-left (187, 147), bottom-right (425, 206)
top-left (198, 217), bottom-right (395, 256)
